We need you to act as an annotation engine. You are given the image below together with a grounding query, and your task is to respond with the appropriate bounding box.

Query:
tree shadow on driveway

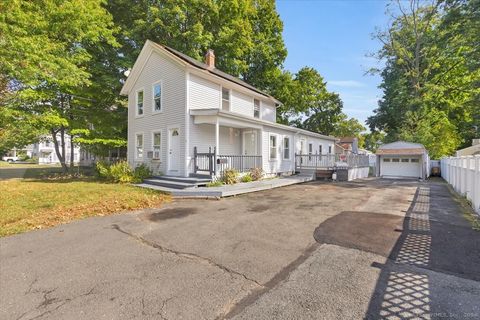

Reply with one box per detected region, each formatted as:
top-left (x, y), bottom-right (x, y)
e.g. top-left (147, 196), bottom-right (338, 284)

top-left (314, 182), bottom-right (480, 319)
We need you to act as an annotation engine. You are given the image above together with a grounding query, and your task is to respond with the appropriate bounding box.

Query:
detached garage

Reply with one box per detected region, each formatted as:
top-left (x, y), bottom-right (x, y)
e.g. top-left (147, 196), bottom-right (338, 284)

top-left (376, 141), bottom-right (430, 179)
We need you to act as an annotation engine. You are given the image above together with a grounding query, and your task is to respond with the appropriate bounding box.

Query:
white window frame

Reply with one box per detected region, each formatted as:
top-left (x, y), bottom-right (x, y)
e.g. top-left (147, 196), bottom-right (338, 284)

top-left (308, 142), bottom-right (313, 160)
top-left (383, 158), bottom-right (391, 162)
top-left (254, 99), bottom-right (260, 118)
top-left (152, 131), bottom-right (162, 160)
top-left (135, 88), bottom-right (144, 117)
top-left (328, 145), bottom-right (332, 154)
top-left (392, 158), bottom-right (400, 163)
top-left (269, 134), bottom-right (278, 161)
top-left (152, 81), bottom-right (163, 114)
top-left (135, 132), bottom-right (144, 159)
top-left (319, 145), bottom-right (323, 154)
top-left (283, 136), bottom-right (290, 160)
top-left (221, 87), bottom-right (230, 111)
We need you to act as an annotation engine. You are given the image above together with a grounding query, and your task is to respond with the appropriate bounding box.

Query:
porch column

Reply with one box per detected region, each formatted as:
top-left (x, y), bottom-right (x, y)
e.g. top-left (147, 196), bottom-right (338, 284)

top-left (215, 118), bottom-right (220, 176)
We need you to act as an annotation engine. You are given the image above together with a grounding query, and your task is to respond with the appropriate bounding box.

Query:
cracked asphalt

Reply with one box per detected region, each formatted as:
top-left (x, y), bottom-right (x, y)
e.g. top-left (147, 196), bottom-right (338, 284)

top-left (1, 178), bottom-right (479, 319)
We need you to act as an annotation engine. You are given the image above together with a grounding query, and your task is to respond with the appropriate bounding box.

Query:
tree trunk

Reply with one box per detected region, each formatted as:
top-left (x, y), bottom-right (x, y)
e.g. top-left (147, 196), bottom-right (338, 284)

top-left (70, 135), bottom-right (75, 168)
top-left (51, 129), bottom-right (68, 173)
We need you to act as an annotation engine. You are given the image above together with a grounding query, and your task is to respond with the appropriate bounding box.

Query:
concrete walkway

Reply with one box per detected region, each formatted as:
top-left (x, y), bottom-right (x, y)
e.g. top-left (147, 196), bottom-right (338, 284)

top-left (136, 173), bottom-right (314, 198)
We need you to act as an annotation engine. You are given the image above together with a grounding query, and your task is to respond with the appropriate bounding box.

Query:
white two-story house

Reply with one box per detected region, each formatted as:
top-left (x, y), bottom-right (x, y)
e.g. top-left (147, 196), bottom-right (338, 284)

top-left (121, 40), bottom-right (336, 178)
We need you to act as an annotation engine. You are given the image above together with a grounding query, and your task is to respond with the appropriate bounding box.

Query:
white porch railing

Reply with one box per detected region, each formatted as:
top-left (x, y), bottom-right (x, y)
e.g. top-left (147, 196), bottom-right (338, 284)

top-left (441, 156), bottom-right (480, 214)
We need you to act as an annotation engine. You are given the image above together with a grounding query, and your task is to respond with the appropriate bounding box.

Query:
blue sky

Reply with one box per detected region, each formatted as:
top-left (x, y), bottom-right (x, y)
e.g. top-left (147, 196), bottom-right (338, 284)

top-left (276, 0), bottom-right (391, 127)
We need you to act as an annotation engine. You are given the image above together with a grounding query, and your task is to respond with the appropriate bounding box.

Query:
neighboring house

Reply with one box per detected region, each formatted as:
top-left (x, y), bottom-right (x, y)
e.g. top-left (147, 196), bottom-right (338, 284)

top-left (335, 137), bottom-right (358, 155)
top-left (376, 141), bottom-right (430, 179)
top-left (456, 139), bottom-right (480, 156)
top-left (32, 135), bottom-right (81, 164)
top-left (120, 40), bottom-right (336, 178)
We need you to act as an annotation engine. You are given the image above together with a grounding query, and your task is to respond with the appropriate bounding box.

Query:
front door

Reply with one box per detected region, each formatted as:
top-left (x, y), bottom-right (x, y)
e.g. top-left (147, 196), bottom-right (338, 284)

top-left (243, 131), bottom-right (257, 155)
top-left (168, 128), bottom-right (181, 174)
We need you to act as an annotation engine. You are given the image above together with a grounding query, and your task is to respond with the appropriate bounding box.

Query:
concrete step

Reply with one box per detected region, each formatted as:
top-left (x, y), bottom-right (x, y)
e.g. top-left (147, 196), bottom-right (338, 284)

top-left (143, 178), bottom-right (196, 189)
top-left (152, 175), bottom-right (211, 185)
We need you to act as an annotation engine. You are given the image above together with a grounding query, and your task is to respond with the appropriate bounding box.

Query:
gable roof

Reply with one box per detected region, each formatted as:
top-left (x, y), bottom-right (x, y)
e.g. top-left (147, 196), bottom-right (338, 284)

top-left (376, 141), bottom-right (427, 156)
top-left (121, 40), bottom-right (281, 104)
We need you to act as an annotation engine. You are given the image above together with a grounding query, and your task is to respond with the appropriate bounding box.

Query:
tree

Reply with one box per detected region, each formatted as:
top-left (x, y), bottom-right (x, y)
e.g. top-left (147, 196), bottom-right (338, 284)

top-left (368, 0), bottom-right (480, 157)
top-left (0, 0), bottom-right (119, 172)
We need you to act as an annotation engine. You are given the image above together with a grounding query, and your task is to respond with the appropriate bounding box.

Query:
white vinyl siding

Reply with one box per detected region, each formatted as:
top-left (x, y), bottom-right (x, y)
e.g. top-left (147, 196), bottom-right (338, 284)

top-left (127, 50), bottom-right (186, 176)
top-left (231, 90), bottom-right (253, 116)
top-left (188, 74), bottom-right (220, 110)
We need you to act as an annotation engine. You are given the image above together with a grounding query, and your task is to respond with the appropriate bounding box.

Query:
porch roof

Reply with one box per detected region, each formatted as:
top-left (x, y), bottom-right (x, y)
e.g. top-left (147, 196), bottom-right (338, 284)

top-left (190, 109), bottom-right (337, 141)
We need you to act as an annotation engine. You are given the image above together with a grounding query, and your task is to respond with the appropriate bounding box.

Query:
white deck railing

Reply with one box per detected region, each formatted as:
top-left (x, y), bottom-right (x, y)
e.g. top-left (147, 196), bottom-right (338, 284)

top-left (441, 156), bottom-right (480, 214)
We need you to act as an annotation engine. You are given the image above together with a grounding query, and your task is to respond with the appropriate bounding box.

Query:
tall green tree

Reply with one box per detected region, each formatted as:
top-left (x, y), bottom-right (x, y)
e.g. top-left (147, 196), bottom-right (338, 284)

top-left (0, 0), bottom-right (118, 172)
top-left (368, 0), bottom-right (480, 158)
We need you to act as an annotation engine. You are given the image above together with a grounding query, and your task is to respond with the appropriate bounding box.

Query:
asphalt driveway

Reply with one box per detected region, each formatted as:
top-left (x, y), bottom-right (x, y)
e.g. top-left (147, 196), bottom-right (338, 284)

top-left (1, 178), bottom-right (479, 319)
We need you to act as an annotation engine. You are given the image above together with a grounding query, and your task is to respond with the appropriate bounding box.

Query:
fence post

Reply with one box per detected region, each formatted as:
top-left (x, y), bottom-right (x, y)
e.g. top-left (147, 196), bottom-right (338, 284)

top-left (475, 155), bottom-right (480, 213)
top-left (193, 146), bottom-right (197, 174)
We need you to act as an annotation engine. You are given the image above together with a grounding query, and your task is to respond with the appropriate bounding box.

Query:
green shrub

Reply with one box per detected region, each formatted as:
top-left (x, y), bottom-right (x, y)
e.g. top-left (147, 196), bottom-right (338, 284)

top-left (222, 168), bottom-right (239, 185)
top-left (206, 180), bottom-right (224, 187)
top-left (133, 164), bottom-right (152, 183)
top-left (249, 167), bottom-right (263, 181)
top-left (95, 160), bottom-right (149, 183)
top-left (95, 161), bottom-right (110, 179)
top-left (241, 173), bottom-right (253, 183)
top-left (109, 161), bottom-right (134, 183)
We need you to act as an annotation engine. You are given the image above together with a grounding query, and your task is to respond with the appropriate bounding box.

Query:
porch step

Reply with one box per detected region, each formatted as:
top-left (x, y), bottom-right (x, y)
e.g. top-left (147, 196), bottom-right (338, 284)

top-left (144, 175), bottom-right (212, 189)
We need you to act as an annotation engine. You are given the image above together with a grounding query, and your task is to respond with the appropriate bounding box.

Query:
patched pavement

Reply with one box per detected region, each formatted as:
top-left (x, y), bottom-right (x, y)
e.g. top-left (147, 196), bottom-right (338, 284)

top-left (1, 178), bottom-right (479, 319)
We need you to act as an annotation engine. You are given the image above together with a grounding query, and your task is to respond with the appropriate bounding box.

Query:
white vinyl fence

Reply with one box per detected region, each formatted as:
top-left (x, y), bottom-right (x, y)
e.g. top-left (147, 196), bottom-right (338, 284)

top-left (441, 156), bottom-right (480, 214)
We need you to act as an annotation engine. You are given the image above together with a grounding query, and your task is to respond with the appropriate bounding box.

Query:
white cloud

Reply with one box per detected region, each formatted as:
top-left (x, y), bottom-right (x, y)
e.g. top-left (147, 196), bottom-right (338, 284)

top-left (328, 80), bottom-right (366, 88)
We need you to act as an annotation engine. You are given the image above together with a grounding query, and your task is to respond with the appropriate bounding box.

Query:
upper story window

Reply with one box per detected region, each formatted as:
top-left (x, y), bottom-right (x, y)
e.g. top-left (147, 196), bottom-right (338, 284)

top-left (269, 135), bottom-right (277, 160)
top-left (136, 133), bottom-right (143, 159)
top-left (153, 83), bottom-right (162, 112)
top-left (283, 137), bottom-right (290, 160)
top-left (254, 99), bottom-right (260, 118)
top-left (136, 90), bottom-right (144, 116)
top-left (222, 88), bottom-right (230, 111)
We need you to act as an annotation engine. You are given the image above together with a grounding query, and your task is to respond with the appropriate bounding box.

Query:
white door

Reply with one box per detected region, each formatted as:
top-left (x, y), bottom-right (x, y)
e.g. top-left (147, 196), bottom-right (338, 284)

top-left (168, 128), bottom-right (181, 174)
top-left (381, 156), bottom-right (421, 178)
top-left (243, 131), bottom-right (257, 155)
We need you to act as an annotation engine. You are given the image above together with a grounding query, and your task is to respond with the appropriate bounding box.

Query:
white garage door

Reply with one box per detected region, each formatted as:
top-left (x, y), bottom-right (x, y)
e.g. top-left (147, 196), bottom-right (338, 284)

top-left (381, 156), bottom-right (421, 178)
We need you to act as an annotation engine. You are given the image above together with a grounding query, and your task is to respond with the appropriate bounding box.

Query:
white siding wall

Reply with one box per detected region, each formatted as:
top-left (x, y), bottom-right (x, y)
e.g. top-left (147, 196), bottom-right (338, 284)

top-left (187, 122), bottom-right (243, 172)
top-left (127, 51), bottom-right (186, 176)
top-left (296, 134), bottom-right (334, 155)
top-left (262, 126), bottom-right (295, 174)
top-left (231, 90), bottom-right (253, 116)
top-left (261, 101), bottom-right (276, 122)
top-left (189, 74), bottom-right (221, 110)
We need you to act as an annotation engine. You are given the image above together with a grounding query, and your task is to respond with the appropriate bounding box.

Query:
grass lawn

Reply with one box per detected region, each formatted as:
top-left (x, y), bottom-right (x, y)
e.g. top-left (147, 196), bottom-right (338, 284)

top-left (0, 178), bottom-right (170, 237)
top-left (0, 161), bottom-right (59, 168)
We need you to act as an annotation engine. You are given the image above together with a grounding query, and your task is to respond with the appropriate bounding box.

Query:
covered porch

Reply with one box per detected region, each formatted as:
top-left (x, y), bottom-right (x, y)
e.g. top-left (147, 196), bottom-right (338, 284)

top-left (190, 110), bottom-right (263, 176)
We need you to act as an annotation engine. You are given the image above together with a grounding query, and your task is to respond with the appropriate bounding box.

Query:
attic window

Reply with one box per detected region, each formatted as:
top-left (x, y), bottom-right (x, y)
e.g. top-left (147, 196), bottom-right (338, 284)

top-left (222, 88), bottom-right (230, 111)
top-left (254, 99), bottom-right (260, 118)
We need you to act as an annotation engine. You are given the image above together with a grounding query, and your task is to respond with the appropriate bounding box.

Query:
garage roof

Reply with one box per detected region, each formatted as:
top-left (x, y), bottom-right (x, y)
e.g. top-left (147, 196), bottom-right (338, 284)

top-left (376, 141), bottom-right (427, 156)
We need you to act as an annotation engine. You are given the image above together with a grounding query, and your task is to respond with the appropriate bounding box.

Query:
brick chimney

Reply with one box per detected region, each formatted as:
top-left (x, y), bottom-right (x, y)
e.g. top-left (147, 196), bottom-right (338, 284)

top-left (205, 49), bottom-right (215, 69)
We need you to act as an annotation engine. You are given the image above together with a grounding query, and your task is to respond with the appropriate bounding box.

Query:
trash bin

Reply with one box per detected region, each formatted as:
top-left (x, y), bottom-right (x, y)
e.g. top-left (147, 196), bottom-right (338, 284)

top-left (335, 166), bottom-right (349, 181)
